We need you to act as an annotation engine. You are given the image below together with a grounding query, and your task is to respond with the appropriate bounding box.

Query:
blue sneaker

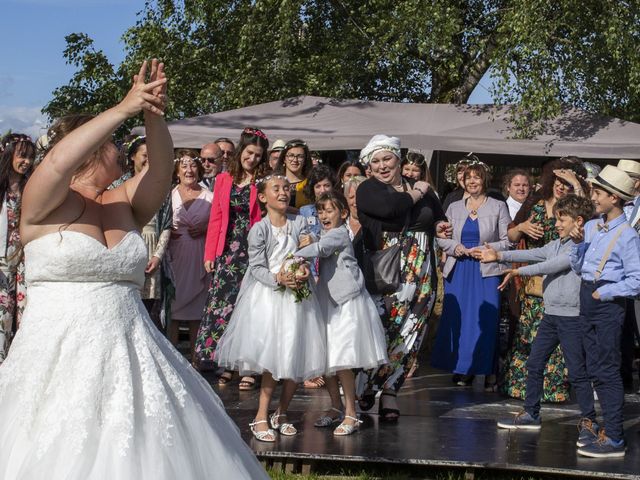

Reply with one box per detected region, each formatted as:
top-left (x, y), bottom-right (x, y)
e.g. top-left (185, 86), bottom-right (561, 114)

top-left (577, 431), bottom-right (625, 458)
top-left (576, 418), bottom-right (599, 447)
top-left (497, 411), bottom-right (541, 430)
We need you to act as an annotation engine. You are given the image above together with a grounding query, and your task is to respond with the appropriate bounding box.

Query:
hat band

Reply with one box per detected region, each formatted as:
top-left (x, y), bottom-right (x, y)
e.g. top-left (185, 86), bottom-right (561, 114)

top-left (593, 174), bottom-right (632, 198)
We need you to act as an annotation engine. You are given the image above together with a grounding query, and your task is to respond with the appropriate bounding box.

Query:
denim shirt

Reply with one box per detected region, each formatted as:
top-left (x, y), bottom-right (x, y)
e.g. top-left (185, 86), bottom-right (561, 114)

top-left (570, 214), bottom-right (640, 301)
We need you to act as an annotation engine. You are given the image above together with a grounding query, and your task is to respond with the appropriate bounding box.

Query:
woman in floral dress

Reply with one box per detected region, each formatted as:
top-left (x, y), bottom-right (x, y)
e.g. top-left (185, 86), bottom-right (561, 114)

top-left (502, 158), bottom-right (588, 401)
top-left (195, 128), bottom-right (268, 390)
top-left (354, 135), bottom-right (450, 421)
top-left (0, 134), bottom-right (34, 363)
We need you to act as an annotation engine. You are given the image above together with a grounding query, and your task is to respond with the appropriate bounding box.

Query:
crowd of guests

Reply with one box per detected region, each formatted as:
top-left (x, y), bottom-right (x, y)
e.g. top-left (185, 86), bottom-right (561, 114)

top-left (1, 124), bottom-right (640, 458)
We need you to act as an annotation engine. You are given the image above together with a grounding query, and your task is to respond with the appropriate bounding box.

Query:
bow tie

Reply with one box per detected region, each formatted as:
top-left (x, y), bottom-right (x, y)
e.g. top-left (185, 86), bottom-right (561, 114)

top-left (596, 223), bottom-right (609, 232)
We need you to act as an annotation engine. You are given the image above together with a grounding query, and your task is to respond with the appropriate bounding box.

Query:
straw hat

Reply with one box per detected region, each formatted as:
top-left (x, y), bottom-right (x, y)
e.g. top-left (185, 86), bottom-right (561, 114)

top-left (589, 165), bottom-right (635, 201)
top-left (617, 159), bottom-right (640, 179)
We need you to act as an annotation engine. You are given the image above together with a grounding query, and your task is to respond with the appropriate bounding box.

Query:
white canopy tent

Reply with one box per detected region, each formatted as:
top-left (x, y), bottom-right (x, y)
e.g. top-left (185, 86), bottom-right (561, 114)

top-left (135, 96), bottom-right (640, 160)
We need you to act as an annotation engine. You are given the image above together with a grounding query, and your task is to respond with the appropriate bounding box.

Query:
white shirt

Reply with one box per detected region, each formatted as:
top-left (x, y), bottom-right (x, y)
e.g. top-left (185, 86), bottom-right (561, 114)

top-left (506, 196), bottom-right (523, 221)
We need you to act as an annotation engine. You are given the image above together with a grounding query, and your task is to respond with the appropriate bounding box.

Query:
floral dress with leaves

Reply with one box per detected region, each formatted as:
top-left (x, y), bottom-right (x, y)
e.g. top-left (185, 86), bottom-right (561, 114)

top-left (195, 185), bottom-right (251, 362)
top-left (502, 200), bottom-right (570, 402)
top-left (356, 230), bottom-right (436, 394)
top-left (0, 191), bottom-right (27, 364)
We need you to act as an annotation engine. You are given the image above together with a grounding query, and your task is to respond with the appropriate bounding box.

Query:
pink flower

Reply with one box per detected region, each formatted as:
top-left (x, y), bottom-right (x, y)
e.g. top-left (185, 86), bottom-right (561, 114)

top-left (205, 337), bottom-right (213, 347)
top-left (215, 318), bottom-right (226, 326)
top-left (229, 241), bottom-right (240, 253)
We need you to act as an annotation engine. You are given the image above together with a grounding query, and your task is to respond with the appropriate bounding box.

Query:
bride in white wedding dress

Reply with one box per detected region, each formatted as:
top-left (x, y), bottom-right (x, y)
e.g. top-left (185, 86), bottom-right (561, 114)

top-left (0, 60), bottom-right (268, 480)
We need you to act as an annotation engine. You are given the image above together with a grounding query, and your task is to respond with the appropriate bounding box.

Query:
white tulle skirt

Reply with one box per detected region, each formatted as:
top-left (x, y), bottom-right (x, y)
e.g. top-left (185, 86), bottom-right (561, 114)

top-left (216, 281), bottom-right (327, 382)
top-left (325, 292), bottom-right (388, 375)
top-left (0, 282), bottom-right (267, 480)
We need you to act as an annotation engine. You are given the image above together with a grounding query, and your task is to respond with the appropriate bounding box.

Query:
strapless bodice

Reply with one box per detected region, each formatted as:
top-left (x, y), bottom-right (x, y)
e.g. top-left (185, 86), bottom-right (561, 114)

top-left (24, 230), bottom-right (147, 287)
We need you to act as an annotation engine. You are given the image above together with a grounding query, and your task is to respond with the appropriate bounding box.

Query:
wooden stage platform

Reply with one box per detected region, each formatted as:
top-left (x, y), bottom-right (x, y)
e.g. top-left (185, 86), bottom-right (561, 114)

top-left (204, 366), bottom-right (640, 479)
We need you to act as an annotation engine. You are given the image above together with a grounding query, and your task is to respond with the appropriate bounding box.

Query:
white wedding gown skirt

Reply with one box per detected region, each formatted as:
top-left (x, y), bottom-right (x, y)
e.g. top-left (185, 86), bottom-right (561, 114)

top-left (0, 231), bottom-right (267, 480)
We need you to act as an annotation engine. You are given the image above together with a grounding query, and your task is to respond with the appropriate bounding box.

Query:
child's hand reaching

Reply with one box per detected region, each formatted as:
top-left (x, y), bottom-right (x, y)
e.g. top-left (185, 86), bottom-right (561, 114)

top-left (298, 234), bottom-right (313, 248)
top-left (479, 242), bottom-right (500, 263)
top-left (498, 268), bottom-right (520, 291)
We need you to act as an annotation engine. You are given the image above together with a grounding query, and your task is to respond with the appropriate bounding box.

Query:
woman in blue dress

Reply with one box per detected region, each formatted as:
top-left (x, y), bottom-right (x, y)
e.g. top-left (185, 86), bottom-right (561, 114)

top-left (432, 162), bottom-right (511, 386)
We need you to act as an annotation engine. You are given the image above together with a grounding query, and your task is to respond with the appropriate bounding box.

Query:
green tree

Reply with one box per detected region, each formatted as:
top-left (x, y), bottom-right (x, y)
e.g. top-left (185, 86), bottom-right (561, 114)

top-left (43, 0), bottom-right (640, 136)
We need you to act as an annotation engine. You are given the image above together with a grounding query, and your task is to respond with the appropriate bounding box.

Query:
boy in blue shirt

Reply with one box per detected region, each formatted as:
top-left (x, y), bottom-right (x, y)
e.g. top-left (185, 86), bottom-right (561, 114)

top-left (570, 165), bottom-right (640, 458)
top-left (479, 195), bottom-right (598, 448)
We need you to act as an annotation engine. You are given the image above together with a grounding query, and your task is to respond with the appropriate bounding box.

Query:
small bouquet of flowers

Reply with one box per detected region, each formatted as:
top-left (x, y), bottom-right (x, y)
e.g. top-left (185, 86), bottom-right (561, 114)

top-left (278, 253), bottom-right (312, 303)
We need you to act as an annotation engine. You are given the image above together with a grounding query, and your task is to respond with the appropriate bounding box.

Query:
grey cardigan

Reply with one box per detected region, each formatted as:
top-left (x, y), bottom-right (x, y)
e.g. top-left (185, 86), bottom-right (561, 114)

top-left (437, 197), bottom-right (511, 278)
top-left (237, 214), bottom-right (310, 299)
top-left (295, 225), bottom-right (363, 305)
top-left (499, 238), bottom-right (580, 316)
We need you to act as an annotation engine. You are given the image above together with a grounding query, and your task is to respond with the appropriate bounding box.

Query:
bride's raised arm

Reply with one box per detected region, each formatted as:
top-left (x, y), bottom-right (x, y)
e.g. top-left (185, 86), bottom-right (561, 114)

top-left (21, 59), bottom-right (170, 228)
top-left (122, 60), bottom-right (174, 227)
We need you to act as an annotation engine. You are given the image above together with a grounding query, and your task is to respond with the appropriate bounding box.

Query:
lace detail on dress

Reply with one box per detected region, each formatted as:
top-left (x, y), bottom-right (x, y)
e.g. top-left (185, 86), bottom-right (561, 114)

top-left (0, 231), bottom-right (190, 458)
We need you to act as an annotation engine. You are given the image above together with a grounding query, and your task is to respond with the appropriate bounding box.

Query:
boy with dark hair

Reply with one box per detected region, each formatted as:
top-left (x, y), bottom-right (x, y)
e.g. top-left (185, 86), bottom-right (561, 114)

top-left (570, 165), bottom-right (640, 458)
top-left (480, 195), bottom-right (598, 448)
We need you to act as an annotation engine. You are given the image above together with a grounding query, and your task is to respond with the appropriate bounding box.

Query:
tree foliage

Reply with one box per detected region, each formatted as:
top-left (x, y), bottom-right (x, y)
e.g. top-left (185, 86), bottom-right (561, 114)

top-left (43, 0), bottom-right (640, 136)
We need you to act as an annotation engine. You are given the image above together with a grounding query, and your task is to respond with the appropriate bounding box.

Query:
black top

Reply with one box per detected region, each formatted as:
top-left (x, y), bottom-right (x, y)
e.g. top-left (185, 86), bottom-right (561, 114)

top-left (356, 176), bottom-right (446, 251)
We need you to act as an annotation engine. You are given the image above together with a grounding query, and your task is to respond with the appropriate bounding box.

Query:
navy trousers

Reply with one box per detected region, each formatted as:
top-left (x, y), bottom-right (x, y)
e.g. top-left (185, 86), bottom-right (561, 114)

top-left (524, 314), bottom-right (595, 420)
top-left (580, 281), bottom-right (626, 442)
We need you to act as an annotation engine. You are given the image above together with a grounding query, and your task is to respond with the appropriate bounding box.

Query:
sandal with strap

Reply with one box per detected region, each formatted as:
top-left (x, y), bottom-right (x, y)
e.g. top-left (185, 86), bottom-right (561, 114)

top-left (314, 407), bottom-right (344, 427)
top-left (249, 420), bottom-right (276, 442)
top-left (239, 376), bottom-right (256, 391)
top-left (269, 410), bottom-right (297, 436)
top-left (379, 391), bottom-right (400, 422)
top-left (217, 370), bottom-right (234, 386)
top-left (334, 415), bottom-right (363, 436)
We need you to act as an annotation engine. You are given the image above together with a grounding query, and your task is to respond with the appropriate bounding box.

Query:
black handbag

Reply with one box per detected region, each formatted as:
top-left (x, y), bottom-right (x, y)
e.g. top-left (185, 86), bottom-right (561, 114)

top-left (362, 242), bottom-right (403, 295)
top-left (362, 214), bottom-right (410, 296)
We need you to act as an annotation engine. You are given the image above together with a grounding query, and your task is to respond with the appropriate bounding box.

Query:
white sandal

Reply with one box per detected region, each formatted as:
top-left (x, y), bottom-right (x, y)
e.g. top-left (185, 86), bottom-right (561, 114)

top-left (269, 410), bottom-right (297, 436)
top-left (249, 420), bottom-right (276, 442)
top-left (314, 407), bottom-right (345, 427)
top-left (333, 415), bottom-right (362, 436)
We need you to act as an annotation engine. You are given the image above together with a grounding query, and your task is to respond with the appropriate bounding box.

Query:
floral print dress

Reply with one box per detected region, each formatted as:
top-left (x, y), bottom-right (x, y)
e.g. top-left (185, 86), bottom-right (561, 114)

top-left (195, 185), bottom-right (251, 362)
top-left (0, 191), bottom-right (27, 364)
top-left (356, 230), bottom-right (436, 394)
top-left (502, 200), bottom-right (570, 402)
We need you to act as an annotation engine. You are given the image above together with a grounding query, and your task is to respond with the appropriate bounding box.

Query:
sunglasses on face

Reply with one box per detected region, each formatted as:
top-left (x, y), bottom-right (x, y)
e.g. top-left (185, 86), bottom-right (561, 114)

top-left (198, 156), bottom-right (222, 164)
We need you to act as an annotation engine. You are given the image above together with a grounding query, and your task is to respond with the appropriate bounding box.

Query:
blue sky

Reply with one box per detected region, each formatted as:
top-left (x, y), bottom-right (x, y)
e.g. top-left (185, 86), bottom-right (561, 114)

top-left (0, 0), bottom-right (493, 139)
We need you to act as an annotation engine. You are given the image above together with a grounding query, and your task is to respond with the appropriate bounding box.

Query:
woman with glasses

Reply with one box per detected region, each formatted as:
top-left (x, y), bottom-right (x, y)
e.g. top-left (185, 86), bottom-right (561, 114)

top-left (502, 157), bottom-right (588, 401)
top-left (275, 139), bottom-right (313, 211)
top-left (196, 128), bottom-right (268, 392)
top-left (0, 133), bottom-right (34, 363)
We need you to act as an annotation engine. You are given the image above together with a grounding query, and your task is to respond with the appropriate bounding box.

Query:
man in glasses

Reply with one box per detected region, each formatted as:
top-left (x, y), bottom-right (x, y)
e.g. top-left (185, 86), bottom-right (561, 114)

top-left (199, 142), bottom-right (223, 191)
top-left (214, 137), bottom-right (235, 173)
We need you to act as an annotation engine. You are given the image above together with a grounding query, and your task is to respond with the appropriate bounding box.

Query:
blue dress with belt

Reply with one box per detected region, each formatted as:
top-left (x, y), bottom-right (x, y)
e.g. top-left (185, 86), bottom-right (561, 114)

top-left (431, 216), bottom-right (501, 375)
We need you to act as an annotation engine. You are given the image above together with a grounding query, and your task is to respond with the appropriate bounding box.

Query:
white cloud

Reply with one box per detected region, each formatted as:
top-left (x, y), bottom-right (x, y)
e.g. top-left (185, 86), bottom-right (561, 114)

top-left (0, 105), bottom-right (48, 140)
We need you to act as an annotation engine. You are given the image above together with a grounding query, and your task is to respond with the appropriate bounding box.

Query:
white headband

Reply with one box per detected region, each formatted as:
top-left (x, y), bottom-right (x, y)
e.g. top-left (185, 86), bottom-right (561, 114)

top-left (359, 134), bottom-right (401, 166)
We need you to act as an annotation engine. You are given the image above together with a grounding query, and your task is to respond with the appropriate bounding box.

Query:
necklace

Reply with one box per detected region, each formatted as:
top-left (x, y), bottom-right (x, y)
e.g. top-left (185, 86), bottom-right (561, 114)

top-left (467, 196), bottom-right (486, 216)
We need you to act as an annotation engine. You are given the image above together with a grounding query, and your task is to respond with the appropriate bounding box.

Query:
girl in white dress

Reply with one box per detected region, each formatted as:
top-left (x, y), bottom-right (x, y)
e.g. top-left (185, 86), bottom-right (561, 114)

top-left (296, 191), bottom-right (388, 435)
top-left (215, 175), bottom-right (326, 442)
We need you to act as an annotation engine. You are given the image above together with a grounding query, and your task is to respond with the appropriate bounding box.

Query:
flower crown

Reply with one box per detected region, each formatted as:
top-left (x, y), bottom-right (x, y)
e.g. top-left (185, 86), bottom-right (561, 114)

top-left (243, 127), bottom-right (268, 140)
top-left (1, 133), bottom-right (32, 153)
top-left (255, 174), bottom-right (289, 185)
top-left (123, 135), bottom-right (146, 157)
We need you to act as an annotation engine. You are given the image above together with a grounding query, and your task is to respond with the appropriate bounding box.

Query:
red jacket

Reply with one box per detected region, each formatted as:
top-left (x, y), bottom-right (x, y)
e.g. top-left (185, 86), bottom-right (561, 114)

top-left (204, 172), bottom-right (262, 261)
